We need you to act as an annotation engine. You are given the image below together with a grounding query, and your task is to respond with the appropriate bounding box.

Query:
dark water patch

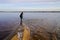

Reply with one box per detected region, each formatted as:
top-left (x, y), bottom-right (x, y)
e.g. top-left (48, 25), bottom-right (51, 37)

top-left (0, 31), bottom-right (12, 40)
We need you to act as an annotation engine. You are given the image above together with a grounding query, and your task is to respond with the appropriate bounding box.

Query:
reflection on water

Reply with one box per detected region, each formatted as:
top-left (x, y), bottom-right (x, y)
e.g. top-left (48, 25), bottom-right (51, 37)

top-left (0, 12), bottom-right (60, 40)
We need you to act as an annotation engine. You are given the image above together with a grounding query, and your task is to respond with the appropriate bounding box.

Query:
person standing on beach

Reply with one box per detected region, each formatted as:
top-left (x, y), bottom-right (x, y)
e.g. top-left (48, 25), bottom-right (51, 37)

top-left (20, 12), bottom-right (23, 25)
top-left (17, 12), bottom-right (23, 40)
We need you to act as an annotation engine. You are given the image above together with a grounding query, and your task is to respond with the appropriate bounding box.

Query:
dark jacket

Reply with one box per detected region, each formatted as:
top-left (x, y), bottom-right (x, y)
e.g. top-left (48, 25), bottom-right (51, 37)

top-left (20, 12), bottom-right (23, 19)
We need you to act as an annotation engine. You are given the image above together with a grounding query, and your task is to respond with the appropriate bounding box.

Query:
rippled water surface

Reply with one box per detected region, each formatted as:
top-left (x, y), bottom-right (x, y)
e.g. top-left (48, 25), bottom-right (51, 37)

top-left (0, 12), bottom-right (60, 40)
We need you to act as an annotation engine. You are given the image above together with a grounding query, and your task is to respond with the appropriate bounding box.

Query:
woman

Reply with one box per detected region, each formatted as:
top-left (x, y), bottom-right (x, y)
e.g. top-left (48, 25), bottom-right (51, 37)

top-left (20, 12), bottom-right (23, 25)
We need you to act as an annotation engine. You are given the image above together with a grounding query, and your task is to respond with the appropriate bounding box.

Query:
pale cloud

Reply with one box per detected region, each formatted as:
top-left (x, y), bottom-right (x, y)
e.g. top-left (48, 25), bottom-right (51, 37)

top-left (0, 0), bottom-right (60, 11)
top-left (0, 0), bottom-right (60, 3)
top-left (0, 2), bottom-right (60, 9)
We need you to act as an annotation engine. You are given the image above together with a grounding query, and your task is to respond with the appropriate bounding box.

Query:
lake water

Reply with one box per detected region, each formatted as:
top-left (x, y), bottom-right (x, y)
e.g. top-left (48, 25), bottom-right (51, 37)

top-left (0, 12), bottom-right (60, 31)
top-left (0, 11), bottom-right (60, 40)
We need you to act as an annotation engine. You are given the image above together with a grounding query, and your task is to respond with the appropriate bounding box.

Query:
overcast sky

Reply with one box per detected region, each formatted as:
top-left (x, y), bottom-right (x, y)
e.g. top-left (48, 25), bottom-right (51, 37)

top-left (0, 0), bottom-right (60, 10)
top-left (0, 0), bottom-right (60, 3)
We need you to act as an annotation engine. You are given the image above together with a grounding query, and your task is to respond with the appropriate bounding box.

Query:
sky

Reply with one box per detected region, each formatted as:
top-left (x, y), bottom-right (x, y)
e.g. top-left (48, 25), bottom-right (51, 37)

top-left (0, 0), bottom-right (60, 3)
top-left (0, 0), bottom-right (60, 11)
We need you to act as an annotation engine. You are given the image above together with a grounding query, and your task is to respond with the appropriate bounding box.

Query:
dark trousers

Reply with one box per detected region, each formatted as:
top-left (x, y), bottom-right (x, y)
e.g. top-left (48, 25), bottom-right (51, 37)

top-left (20, 19), bottom-right (22, 25)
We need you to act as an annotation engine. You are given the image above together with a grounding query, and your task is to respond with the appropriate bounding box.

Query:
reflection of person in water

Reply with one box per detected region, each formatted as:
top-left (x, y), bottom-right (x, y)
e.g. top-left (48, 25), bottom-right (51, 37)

top-left (20, 12), bottom-right (23, 25)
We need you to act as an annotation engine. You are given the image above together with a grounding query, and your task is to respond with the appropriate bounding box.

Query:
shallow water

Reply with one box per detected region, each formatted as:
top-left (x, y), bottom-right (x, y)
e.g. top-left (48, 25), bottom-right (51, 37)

top-left (0, 12), bottom-right (60, 40)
